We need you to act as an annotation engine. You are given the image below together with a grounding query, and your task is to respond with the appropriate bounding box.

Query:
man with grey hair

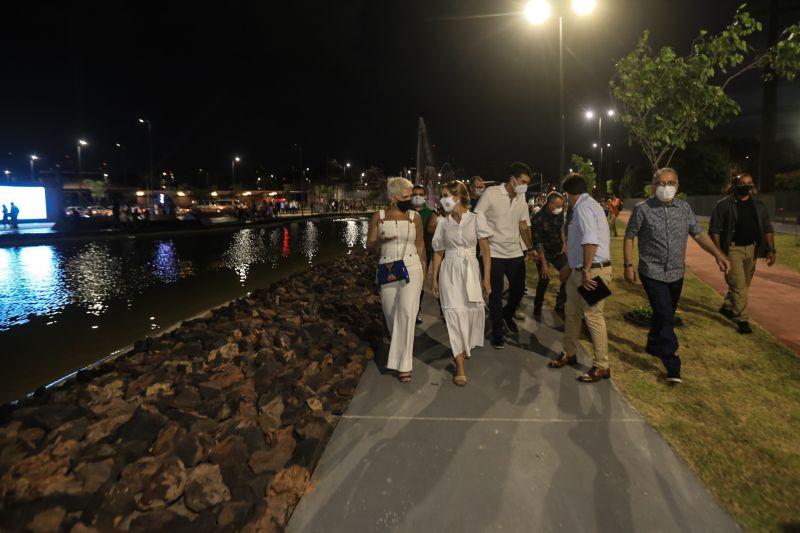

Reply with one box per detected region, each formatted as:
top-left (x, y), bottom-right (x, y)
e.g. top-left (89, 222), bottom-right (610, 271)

top-left (623, 167), bottom-right (730, 384)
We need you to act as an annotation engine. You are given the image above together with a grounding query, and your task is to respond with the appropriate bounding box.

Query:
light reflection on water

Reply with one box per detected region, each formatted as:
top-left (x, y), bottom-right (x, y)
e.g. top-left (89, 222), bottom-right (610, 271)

top-left (0, 218), bottom-right (369, 331)
top-left (222, 229), bottom-right (268, 283)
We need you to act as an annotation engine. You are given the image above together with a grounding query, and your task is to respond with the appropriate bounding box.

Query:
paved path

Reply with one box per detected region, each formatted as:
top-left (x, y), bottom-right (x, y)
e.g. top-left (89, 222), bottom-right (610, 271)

top-left (288, 292), bottom-right (739, 532)
top-left (683, 237), bottom-right (800, 354)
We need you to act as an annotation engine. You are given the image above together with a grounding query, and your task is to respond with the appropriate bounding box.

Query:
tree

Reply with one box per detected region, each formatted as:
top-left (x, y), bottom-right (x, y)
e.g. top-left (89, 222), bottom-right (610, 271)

top-left (570, 154), bottom-right (597, 192)
top-left (82, 178), bottom-right (107, 204)
top-left (671, 141), bottom-right (733, 195)
top-left (610, 4), bottom-right (800, 175)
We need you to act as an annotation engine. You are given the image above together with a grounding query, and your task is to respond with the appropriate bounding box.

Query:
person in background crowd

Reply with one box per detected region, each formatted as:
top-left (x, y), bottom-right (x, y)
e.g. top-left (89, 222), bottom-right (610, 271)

top-left (607, 194), bottom-right (622, 237)
top-left (367, 177), bottom-right (427, 383)
top-left (624, 168), bottom-right (730, 384)
top-left (469, 176), bottom-right (485, 209)
top-left (1, 204), bottom-right (8, 228)
top-left (474, 162), bottom-right (537, 349)
top-left (531, 191), bottom-right (568, 318)
top-left (411, 184), bottom-right (439, 324)
top-left (9, 202), bottom-right (19, 229)
top-left (709, 173), bottom-right (775, 334)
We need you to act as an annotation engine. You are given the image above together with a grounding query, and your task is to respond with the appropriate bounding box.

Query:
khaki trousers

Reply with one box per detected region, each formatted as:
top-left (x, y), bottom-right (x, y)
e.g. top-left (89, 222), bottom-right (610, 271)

top-left (723, 244), bottom-right (756, 322)
top-left (563, 266), bottom-right (612, 370)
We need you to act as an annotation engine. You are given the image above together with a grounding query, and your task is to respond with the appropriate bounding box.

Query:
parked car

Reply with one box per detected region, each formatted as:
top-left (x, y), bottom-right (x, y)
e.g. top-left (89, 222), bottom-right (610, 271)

top-left (88, 205), bottom-right (113, 217)
top-left (64, 206), bottom-right (90, 218)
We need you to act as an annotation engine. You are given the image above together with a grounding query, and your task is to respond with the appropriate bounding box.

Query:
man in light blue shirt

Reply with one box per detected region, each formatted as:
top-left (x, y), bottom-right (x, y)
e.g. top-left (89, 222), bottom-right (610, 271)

top-left (548, 174), bottom-right (612, 382)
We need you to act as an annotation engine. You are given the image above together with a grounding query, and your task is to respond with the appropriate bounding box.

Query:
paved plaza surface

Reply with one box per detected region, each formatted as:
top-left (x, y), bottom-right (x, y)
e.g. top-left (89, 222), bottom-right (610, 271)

top-left (288, 292), bottom-right (739, 532)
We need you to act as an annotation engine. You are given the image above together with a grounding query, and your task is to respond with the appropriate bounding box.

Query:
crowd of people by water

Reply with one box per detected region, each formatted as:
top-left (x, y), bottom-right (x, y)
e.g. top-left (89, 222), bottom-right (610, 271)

top-left (1, 202), bottom-right (20, 229)
top-left (368, 163), bottom-right (776, 387)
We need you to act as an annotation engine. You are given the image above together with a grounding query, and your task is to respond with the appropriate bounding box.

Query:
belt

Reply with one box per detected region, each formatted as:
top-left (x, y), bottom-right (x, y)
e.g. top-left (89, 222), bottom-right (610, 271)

top-left (380, 253), bottom-right (418, 263)
top-left (575, 261), bottom-right (611, 271)
top-left (444, 248), bottom-right (482, 303)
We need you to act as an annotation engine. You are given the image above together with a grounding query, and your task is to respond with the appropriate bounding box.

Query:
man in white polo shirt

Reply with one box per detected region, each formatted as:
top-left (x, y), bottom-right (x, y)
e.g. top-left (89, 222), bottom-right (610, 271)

top-left (547, 173), bottom-right (612, 382)
top-left (475, 161), bottom-right (537, 349)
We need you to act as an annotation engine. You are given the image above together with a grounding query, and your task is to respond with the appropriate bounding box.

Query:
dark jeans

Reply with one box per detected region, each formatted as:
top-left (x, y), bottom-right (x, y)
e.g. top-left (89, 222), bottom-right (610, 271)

top-left (534, 253), bottom-right (567, 311)
top-left (640, 275), bottom-right (684, 373)
top-left (489, 256), bottom-right (525, 339)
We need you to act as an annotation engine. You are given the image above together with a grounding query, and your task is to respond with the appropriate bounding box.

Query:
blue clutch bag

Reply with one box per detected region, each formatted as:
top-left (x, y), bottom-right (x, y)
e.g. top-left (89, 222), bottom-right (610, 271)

top-left (376, 260), bottom-right (410, 286)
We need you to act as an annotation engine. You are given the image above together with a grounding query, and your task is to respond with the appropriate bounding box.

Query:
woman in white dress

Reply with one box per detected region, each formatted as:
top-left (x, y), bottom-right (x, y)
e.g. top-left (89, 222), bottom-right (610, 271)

top-left (431, 181), bottom-right (492, 386)
top-left (367, 177), bottom-right (427, 383)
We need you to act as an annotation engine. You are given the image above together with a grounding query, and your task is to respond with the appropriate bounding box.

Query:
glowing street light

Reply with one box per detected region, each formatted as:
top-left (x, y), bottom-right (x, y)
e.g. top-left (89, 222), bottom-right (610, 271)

top-left (585, 108), bottom-right (615, 187)
top-left (525, 0), bottom-right (597, 177)
top-left (524, 0), bottom-right (551, 24)
top-left (231, 156), bottom-right (241, 187)
top-left (138, 119), bottom-right (154, 209)
top-left (30, 155), bottom-right (39, 180)
top-left (76, 140), bottom-right (88, 181)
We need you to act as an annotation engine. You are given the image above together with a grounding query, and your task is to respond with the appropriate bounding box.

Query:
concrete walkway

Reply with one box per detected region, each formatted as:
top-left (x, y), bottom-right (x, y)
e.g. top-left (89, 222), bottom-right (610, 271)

top-left (288, 293), bottom-right (739, 532)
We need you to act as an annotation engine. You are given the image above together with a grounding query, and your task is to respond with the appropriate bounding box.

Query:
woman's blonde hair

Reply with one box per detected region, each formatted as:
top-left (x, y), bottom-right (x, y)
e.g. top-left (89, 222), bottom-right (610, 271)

top-left (387, 176), bottom-right (414, 199)
top-left (443, 180), bottom-right (471, 209)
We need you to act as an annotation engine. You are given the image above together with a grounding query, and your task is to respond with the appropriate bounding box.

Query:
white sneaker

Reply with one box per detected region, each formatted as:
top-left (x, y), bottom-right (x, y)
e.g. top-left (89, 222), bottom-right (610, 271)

top-left (514, 310), bottom-right (526, 320)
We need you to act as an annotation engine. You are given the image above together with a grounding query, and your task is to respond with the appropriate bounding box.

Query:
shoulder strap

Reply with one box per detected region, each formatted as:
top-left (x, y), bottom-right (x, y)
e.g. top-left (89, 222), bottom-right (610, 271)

top-left (379, 209), bottom-right (385, 221)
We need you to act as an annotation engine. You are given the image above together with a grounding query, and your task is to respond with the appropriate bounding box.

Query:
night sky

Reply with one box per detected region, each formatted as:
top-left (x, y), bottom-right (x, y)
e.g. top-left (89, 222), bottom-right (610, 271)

top-left (2, 0), bottom-right (798, 186)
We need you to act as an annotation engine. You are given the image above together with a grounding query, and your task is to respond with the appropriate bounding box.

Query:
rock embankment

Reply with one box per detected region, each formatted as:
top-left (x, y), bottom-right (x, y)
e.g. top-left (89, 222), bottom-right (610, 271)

top-left (0, 252), bottom-right (384, 532)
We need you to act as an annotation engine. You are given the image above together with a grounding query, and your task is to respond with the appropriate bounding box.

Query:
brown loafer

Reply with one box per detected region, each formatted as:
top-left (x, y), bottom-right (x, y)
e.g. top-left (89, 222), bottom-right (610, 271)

top-left (578, 367), bottom-right (611, 382)
top-left (548, 353), bottom-right (577, 368)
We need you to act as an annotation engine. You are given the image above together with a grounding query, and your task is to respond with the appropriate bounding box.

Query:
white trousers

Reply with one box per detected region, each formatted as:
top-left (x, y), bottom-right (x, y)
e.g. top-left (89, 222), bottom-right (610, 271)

top-left (381, 264), bottom-right (423, 373)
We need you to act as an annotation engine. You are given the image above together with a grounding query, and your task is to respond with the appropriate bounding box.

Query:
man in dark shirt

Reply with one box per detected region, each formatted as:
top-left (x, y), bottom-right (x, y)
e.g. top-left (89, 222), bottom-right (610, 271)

top-left (531, 191), bottom-right (567, 317)
top-left (709, 174), bottom-right (776, 334)
top-left (412, 184), bottom-right (439, 323)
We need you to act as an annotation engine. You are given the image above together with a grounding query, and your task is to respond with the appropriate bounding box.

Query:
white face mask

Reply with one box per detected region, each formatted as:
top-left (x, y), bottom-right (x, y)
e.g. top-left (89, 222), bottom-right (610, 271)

top-left (440, 196), bottom-right (457, 213)
top-left (411, 195), bottom-right (426, 207)
top-left (514, 183), bottom-right (528, 195)
top-left (472, 187), bottom-right (485, 197)
top-left (552, 207), bottom-right (564, 215)
top-left (655, 185), bottom-right (677, 202)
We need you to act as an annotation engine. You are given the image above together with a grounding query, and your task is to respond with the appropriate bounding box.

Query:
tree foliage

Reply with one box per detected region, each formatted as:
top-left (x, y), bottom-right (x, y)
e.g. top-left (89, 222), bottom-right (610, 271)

top-left (610, 4), bottom-right (800, 173)
top-left (570, 154), bottom-right (597, 192)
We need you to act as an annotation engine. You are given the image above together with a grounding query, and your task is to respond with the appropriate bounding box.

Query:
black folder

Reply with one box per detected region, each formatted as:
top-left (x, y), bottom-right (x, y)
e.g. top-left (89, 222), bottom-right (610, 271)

top-left (577, 276), bottom-right (612, 306)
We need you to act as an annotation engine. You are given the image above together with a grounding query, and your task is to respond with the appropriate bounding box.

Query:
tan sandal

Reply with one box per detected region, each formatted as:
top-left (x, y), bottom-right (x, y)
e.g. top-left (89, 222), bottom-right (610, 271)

top-left (398, 372), bottom-right (412, 384)
top-left (454, 375), bottom-right (468, 386)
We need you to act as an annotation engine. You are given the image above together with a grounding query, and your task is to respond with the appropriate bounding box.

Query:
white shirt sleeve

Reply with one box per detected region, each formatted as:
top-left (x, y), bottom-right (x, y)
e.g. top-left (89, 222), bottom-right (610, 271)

top-left (475, 212), bottom-right (493, 240)
top-left (577, 204), bottom-right (600, 246)
top-left (432, 217), bottom-right (446, 252)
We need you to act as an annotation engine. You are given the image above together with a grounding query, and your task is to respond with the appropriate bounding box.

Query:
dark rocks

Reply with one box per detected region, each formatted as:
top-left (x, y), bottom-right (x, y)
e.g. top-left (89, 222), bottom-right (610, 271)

top-left (183, 463), bottom-right (231, 512)
top-left (249, 427), bottom-right (295, 475)
top-left (0, 252), bottom-right (380, 531)
top-left (118, 404), bottom-right (168, 445)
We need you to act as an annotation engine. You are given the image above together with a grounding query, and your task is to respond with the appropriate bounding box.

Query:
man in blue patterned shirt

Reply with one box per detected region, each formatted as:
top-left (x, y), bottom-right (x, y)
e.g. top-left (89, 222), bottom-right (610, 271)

top-left (623, 168), bottom-right (730, 384)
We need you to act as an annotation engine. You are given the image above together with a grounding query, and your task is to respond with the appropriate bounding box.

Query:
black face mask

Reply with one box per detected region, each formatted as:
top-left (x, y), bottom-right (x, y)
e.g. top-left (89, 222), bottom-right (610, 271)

top-left (396, 199), bottom-right (413, 212)
top-left (735, 185), bottom-right (752, 196)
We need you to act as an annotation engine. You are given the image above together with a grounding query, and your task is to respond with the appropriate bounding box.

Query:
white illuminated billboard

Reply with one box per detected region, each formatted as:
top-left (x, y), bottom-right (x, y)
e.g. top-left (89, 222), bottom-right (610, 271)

top-left (0, 186), bottom-right (48, 220)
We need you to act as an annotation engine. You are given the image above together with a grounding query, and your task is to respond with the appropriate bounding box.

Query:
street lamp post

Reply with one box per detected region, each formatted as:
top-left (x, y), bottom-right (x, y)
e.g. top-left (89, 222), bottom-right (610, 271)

top-left (232, 156), bottom-right (240, 188)
top-left (138, 119), bottom-right (154, 210)
top-left (77, 140), bottom-right (88, 182)
top-left (30, 155), bottom-right (39, 181)
top-left (585, 109), bottom-right (614, 191)
top-left (525, 0), bottom-right (597, 178)
top-left (116, 143), bottom-right (127, 186)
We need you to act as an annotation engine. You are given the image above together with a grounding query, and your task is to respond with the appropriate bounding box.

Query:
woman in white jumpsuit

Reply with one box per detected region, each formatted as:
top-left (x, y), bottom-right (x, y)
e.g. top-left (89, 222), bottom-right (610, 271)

top-left (367, 177), bottom-right (427, 383)
top-left (431, 180), bottom-right (492, 386)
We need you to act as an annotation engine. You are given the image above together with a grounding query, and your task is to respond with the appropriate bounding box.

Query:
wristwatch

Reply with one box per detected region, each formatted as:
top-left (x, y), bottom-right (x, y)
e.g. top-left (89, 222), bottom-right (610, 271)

top-left (623, 263), bottom-right (634, 268)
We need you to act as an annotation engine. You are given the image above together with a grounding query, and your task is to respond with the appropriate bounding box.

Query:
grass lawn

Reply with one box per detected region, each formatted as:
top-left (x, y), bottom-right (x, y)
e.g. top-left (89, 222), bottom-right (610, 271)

top-left (774, 232), bottom-right (800, 273)
top-left (528, 227), bottom-right (800, 532)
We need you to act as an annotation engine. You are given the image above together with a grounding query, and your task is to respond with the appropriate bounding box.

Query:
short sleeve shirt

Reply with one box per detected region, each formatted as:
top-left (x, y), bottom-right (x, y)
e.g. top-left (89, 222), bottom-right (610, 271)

top-left (625, 197), bottom-right (703, 283)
